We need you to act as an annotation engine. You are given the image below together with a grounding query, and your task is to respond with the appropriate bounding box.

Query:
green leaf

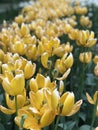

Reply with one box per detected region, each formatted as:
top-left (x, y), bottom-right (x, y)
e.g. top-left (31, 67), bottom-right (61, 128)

top-left (66, 121), bottom-right (76, 130)
top-left (86, 73), bottom-right (95, 86)
top-left (79, 112), bottom-right (86, 121)
top-left (58, 123), bottom-right (67, 130)
top-left (79, 125), bottom-right (94, 130)
top-left (0, 123), bottom-right (5, 130)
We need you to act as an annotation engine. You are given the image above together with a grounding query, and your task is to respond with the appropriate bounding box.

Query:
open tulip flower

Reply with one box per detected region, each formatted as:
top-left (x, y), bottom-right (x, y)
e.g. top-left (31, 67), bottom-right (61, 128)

top-left (0, 89), bottom-right (27, 114)
top-left (15, 57), bottom-right (36, 79)
top-left (57, 92), bottom-right (83, 116)
top-left (29, 73), bottom-right (56, 92)
top-left (55, 53), bottom-right (73, 74)
top-left (14, 88), bottom-right (58, 129)
top-left (86, 91), bottom-right (98, 116)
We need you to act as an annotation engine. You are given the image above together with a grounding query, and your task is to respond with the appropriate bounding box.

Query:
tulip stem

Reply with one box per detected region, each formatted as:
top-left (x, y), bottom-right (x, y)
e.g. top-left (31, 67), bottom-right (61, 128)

top-left (15, 95), bottom-right (18, 116)
top-left (54, 116), bottom-right (60, 130)
top-left (90, 94), bottom-right (98, 130)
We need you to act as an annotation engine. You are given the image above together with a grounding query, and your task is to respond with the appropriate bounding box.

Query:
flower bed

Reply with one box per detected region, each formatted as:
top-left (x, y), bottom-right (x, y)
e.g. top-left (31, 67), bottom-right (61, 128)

top-left (0, 0), bottom-right (98, 130)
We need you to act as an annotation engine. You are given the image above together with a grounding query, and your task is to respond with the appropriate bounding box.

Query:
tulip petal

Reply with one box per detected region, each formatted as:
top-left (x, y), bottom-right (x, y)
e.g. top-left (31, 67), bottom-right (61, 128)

top-left (86, 93), bottom-right (94, 104)
top-left (40, 110), bottom-right (55, 127)
top-left (41, 52), bottom-right (49, 68)
top-left (11, 74), bottom-right (25, 95)
top-left (67, 100), bottom-right (83, 116)
top-left (36, 74), bottom-right (45, 89)
top-left (0, 105), bottom-right (15, 114)
top-left (56, 68), bottom-right (71, 80)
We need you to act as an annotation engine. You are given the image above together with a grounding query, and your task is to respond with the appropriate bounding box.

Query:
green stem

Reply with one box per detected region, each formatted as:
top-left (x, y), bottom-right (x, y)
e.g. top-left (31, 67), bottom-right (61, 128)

top-left (54, 116), bottom-right (60, 130)
top-left (15, 95), bottom-right (19, 130)
top-left (15, 95), bottom-right (18, 116)
top-left (80, 62), bottom-right (86, 97)
top-left (90, 94), bottom-right (98, 130)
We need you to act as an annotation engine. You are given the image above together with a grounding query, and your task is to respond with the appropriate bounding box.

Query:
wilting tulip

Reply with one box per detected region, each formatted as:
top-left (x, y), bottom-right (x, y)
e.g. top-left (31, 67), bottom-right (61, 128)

top-left (57, 92), bottom-right (82, 116)
top-left (2, 71), bottom-right (25, 96)
top-left (86, 91), bottom-right (98, 116)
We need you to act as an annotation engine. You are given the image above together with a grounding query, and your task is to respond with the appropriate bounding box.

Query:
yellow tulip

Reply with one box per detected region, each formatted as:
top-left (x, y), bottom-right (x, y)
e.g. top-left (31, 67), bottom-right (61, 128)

top-left (15, 15), bottom-right (24, 24)
top-left (41, 52), bottom-right (50, 69)
top-left (30, 73), bottom-right (56, 91)
top-left (94, 64), bottom-right (98, 76)
top-left (56, 68), bottom-right (71, 80)
top-left (40, 109), bottom-right (55, 127)
top-left (20, 23), bottom-right (29, 36)
top-left (80, 15), bottom-right (92, 27)
top-left (79, 52), bottom-right (92, 64)
top-left (62, 53), bottom-right (74, 69)
top-left (86, 91), bottom-right (98, 116)
top-left (0, 90), bottom-right (26, 114)
top-left (93, 55), bottom-right (98, 64)
top-left (57, 92), bottom-right (82, 116)
top-left (0, 49), bottom-right (5, 62)
top-left (24, 62), bottom-right (36, 79)
top-left (25, 44), bottom-right (37, 60)
top-left (2, 71), bottom-right (25, 96)
top-left (76, 30), bottom-right (97, 47)
top-left (58, 80), bottom-right (64, 95)
top-left (95, 127), bottom-right (98, 130)
top-left (29, 78), bottom-right (38, 92)
top-left (15, 109), bottom-right (40, 129)
top-left (14, 40), bottom-right (25, 55)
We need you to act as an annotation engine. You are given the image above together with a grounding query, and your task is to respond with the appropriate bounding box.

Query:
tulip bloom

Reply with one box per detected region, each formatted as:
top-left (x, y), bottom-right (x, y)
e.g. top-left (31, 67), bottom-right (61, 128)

top-left (15, 88), bottom-right (57, 129)
top-left (2, 71), bottom-right (25, 96)
top-left (57, 92), bottom-right (82, 116)
top-left (86, 91), bottom-right (98, 116)
top-left (30, 73), bottom-right (56, 92)
top-left (79, 52), bottom-right (92, 64)
top-left (0, 90), bottom-right (26, 114)
top-left (76, 30), bottom-right (97, 47)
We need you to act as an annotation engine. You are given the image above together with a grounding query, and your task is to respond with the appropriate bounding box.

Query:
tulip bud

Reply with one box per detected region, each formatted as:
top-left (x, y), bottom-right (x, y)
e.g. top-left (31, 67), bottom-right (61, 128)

top-left (79, 52), bottom-right (92, 63)
top-left (94, 64), bottom-right (98, 76)
top-left (93, 55), bottom-right (98, 64)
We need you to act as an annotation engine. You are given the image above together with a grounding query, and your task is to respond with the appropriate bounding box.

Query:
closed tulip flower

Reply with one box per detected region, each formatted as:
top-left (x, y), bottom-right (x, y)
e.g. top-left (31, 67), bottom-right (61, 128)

top-left (24, 62), bottom-right (36, 79)
top-left (94, 64), bottom-right (98, 76)
top-left (79, 52), bottom-right (92, 64)
top-left (76, 30), bottom-right (97, 47)
top-left (93, 55), bottom-right (98, 64)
